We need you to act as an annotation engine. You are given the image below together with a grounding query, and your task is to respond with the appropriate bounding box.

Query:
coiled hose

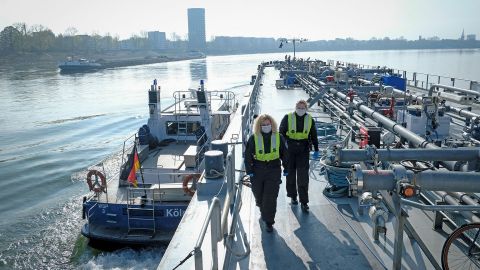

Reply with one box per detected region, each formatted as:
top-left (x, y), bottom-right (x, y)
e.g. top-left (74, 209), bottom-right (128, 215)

top-left (320, 158), bottom-right (352, 198)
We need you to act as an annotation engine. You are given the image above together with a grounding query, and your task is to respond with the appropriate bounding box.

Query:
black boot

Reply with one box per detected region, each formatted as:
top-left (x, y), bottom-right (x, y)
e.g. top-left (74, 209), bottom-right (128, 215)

top-left (291, 198), bottom-right (298, 205)
top-left (301, 203), bottom-right (309, 212)
top-left (266, 222), bottom-right (273, 232)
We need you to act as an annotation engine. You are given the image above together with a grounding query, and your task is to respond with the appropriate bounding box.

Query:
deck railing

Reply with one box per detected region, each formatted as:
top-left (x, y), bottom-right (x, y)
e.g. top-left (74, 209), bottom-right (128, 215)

top-left (241, 64), bottom-right (265, 153)
top-left (192, 142), bottom-right (250, 270)
top-left (331, 59), bottom-right (479, 92)
top-left (168, 90), bottom-right (237, 115)
top-left (192, 64), bottom-right (265, 270)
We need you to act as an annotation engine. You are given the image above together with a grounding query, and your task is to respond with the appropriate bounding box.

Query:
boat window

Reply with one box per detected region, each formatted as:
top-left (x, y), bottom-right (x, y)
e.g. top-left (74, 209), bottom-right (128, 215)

top-left (166, 121), bottom-right (201, 135)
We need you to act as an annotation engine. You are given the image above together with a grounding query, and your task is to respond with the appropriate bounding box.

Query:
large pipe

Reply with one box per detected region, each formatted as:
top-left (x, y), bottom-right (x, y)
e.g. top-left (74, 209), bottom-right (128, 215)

top-left (328, 96), bottom-right (347, 111)
top-left (429, 84), bottom-right (480, 97)
top-left (436, 191), bottom-right (480, 223)
top-left (328, 88), bottom-right (461, 170)
top-left (329, 88), bottom-right (433, 148)
top-left (392, 88), bottom-right (422, 103)
top-left (355, 169), bottom-right (480, 193)
top-left (445, 106), bottom-right (479, 121)
top-left (448, 192), bottom-right (480, 208)
top-left (337, 148), bottom-right (480, 162)
top-left (392, 88), bottom-right (480, 121)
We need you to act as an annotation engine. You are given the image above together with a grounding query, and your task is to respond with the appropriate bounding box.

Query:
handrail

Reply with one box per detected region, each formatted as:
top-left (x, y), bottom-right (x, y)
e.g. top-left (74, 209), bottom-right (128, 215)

top-left (241, 64), bottom-right (265, 153)
top-left (401, 198), bottom-right (480, 211)
top-left (192, 64), bottom-right (265, 270)
top-left (428, 83), bottom-right (480, 97)
top-left (86, 202), bottom-right (99, 234)
top-left (327, 59), bottom-right (479, 91)
top-left (194, 145), bottom-right (235, 270)
top-left (169, 90), bottom-right (237, 115)
top-left (120, 133), bottom-right (138, 173)
top-left (223, 177), bottom-right (251, 263)
top-left (194, 197), bottom-right (223, 270)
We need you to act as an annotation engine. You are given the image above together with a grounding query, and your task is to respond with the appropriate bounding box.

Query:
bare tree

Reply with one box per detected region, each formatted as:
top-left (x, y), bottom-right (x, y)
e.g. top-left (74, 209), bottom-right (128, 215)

top-left (12, 22), bottom-right (27, 36)
top-left (64, 27), bottom-right (78, 36)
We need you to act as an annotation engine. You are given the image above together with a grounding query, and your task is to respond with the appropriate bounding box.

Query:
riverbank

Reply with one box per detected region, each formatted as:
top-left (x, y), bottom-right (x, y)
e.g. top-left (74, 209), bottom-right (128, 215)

top-left (0, 51), bottom-right (204, 71)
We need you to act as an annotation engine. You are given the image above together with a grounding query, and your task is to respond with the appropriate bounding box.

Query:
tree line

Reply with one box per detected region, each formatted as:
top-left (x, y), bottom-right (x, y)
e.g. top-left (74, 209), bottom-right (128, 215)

top-left (1, 22), bottom-right (479, 57)
top-left (0, 23), bottom-right (160, 56)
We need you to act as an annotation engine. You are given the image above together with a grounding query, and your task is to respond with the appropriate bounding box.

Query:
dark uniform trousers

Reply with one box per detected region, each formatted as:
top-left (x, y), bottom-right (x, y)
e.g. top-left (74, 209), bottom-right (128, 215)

top-left (286, 140), bottom-right (310, 204)
top-left (251, 163), bottom-right (281, 225)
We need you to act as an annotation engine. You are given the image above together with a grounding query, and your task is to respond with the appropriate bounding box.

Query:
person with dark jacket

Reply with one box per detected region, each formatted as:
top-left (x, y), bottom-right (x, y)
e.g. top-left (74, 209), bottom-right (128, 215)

top-left (279, 100), bottom-right (319, 212)
top-left (245, 114), bottom-right (288, 232)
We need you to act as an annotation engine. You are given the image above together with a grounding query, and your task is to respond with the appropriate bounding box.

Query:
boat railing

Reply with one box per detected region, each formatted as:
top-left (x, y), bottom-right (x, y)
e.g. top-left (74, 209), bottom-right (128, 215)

top-left (403, 71), bottom-right (478, 92)
top-left (193, 140), bottom-right (249, 270)
top-left (330, 59), bottom-right (479, 92)
top-left (85, 202), bottom-right (99, 232)
top-left (120, 133), bottom-right (139, 173)
top-left (192, 64), bottom-right (266, 270)
top-left (196, 131), bottom-right (208, 171)
top-left (241, 64), bottom-right (265, 153)
top-left (170, 90), bottom-right (237, 115)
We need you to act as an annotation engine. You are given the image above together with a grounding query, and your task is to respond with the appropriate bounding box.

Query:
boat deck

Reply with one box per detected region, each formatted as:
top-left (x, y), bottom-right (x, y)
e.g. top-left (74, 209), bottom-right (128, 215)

top-left (96, 143), bottom-right (195, 204)
top-left (158, 67), bottom-right (459, 269)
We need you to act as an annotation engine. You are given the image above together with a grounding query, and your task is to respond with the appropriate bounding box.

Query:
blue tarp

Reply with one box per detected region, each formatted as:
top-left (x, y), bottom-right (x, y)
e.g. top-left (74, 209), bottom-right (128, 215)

top-left (381, 75), bottom-right (406, 91)
top-left (286, 76), bottom-right (296, 85)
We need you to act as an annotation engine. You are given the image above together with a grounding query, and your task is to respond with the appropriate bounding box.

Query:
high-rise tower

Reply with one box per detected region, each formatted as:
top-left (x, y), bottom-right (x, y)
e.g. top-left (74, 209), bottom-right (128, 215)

top-left (188, 8), bottom-right (206, 52)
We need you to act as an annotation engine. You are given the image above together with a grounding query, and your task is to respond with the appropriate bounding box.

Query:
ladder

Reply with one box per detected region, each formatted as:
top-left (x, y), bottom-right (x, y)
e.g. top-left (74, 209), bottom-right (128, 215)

top-left (177, 120), bottom-right (188, 143)
top-left (126, 188), bottom-right (156, 237)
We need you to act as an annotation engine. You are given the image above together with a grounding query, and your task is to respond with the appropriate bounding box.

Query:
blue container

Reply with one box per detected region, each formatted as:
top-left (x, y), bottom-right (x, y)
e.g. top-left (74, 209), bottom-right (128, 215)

top-left (381, 75), bottom-right (406, 91)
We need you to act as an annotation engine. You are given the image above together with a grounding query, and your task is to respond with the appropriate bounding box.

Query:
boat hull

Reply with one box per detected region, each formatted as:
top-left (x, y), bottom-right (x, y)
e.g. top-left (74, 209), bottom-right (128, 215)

top-left (59, 65), bottom-right (102, 73)
top-left (81, 201), bottom-right (188, 246)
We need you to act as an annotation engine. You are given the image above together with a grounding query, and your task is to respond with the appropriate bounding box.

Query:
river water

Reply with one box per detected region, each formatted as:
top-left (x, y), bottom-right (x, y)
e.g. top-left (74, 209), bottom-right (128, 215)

top-left (0, 49), bottom-right (479, 269)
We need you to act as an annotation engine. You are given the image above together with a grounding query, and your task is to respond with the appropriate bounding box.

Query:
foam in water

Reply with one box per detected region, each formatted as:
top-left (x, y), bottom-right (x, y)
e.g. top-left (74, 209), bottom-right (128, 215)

top-left (79, 247), bottom-right (164, 270)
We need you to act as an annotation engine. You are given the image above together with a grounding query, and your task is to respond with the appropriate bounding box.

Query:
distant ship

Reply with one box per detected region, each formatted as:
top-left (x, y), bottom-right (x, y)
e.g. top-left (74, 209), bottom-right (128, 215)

top-left (58, 58), bottom-right (102, 72)
top-left (187, 51), bottom-right (206, 58)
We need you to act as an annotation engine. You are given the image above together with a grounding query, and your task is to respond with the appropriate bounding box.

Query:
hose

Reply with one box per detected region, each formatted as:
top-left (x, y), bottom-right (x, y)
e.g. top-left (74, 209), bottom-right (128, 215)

top-left (319, 158), bottom-right (352, 198)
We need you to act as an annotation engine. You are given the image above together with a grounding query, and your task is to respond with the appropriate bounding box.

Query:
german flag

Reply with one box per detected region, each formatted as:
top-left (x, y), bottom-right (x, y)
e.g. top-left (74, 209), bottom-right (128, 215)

top-left (127, 144), bottom-right (140, 187)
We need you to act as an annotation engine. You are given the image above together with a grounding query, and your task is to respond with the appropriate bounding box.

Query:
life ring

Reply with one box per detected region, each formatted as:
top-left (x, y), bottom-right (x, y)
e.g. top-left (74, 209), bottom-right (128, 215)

top-left (182, 174), bottom-right (200, 196)
top-left (86, 170), bottom-right (107, 193)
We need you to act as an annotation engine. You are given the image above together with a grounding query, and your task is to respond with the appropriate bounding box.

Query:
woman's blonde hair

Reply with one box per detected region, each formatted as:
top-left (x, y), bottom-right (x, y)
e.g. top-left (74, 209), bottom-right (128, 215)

top-left (296, 100), bottom-right (308, 109)
top-left (253, 114), bottom-right (278, 135)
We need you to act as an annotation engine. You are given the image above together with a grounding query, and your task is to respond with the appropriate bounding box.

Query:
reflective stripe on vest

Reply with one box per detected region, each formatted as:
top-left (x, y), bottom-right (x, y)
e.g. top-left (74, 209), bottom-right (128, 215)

top-left (254, 133), bottom-right (280, 161)
top-left (286, 113), bottom-right (312, 140)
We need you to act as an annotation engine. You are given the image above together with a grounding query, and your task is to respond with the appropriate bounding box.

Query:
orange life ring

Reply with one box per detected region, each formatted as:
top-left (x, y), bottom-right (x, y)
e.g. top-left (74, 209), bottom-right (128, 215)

top-left (182, 174), bottom-right (200, 196)
top-left (86, 170), bottom-right (107, 193)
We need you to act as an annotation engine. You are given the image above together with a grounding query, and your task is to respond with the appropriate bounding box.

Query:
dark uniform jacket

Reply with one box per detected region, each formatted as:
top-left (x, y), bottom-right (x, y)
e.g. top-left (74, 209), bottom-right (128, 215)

top-left (244, 132), bottom-right (289, 175)
top-left (279, 113), bottom-right (319, 152)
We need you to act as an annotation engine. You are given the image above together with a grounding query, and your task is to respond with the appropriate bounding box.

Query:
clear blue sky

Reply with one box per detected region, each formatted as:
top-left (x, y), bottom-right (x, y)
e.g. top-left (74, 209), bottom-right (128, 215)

top-left (1, 0), bottom-right (479, 40)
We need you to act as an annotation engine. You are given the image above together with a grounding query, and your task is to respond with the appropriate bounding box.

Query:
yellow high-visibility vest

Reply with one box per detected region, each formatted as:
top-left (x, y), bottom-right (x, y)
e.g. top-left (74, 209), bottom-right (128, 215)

top-left (254, 133), bottom-right (280, 161)
top-left (286, 113), bottom-right (312, 140)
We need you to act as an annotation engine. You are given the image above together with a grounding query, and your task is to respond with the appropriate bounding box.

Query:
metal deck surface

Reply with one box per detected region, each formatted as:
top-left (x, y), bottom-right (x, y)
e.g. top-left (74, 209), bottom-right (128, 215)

top-left (158, 68), bottom-right (457, 269)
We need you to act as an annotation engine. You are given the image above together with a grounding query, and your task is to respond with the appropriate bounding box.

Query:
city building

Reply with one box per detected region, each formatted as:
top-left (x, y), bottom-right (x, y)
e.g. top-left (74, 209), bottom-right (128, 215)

top-left (148, 31), bottom-right (167, 50)
top-left (467, 34), bottom-right (476, 41)
top-left (187, 8), bottom-right (206, 52)
top-left (211, 36), bottom-right (276, 52)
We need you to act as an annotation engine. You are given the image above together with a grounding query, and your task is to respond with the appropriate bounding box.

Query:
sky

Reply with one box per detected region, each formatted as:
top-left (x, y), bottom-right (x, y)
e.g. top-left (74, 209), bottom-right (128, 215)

top-left (1, 0), bottom-right (479, 41)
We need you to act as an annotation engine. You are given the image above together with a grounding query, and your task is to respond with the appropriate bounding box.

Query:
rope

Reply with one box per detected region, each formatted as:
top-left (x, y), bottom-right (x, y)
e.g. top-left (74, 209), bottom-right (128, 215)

top-left (209, 168), bottom-right (225, 178)
top-left (319, 158), bottom-right (352, 198)
top-left (171, 249), bottom-right (195, 270)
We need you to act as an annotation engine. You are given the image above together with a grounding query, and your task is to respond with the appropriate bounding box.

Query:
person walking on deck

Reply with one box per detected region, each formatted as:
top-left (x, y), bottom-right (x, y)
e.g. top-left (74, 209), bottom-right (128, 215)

top-left (245, 114), bottom-right (288, 232)
top-left (280, 100), bottom-right (319, 212)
